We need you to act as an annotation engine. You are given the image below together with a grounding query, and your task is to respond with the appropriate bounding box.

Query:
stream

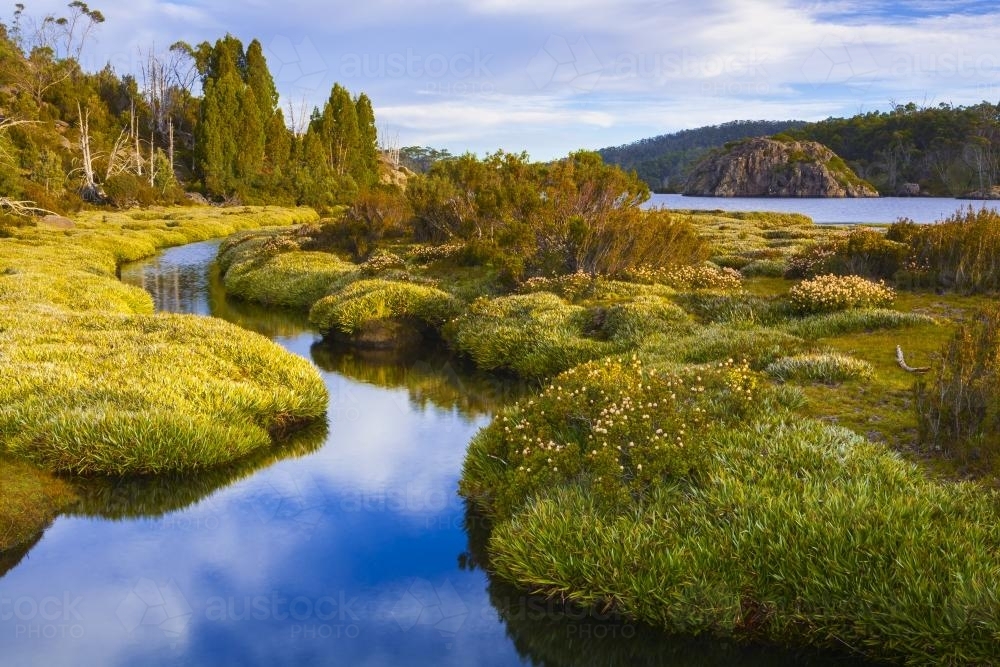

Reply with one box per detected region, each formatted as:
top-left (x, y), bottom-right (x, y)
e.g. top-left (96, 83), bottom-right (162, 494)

top-left (0, 239), bottom-right (869, 666)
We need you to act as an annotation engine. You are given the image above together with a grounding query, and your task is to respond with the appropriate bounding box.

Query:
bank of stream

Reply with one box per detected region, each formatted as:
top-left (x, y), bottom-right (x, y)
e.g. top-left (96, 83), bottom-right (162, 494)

top-left (0, 239), bottom-right (869, 666)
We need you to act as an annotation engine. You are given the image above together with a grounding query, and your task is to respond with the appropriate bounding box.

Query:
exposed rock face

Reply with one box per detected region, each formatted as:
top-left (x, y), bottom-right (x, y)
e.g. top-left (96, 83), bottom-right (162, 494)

top-left (683, 137), bottom-right (878, 197)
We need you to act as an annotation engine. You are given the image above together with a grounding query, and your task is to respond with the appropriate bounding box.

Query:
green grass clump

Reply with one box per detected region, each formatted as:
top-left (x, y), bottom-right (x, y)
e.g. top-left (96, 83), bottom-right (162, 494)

top-left (308, 279), bottom-right (462, 335)
top-left (671, 291), bottom-right (792, 326)
top-left (646, 325), bottom-right (807, 369)
top-left (740, 258), bottom-right (787, 278)
top-left (0, 205), bottom-right (328, 477)
top-left (0, 311), bottom-right (328, 476)
top-left (598, 296), bottom-right (694, 344)
top-left (445, 292), bottom-right (616, 378)
top-left (784, 308), bottom-right (937, 339)
top-left (221, 240), bottom-right (358, 310)
top-left (765, 352), bottom-right (874, 384)
top-left (467, 393), bottom-right (1000, 664)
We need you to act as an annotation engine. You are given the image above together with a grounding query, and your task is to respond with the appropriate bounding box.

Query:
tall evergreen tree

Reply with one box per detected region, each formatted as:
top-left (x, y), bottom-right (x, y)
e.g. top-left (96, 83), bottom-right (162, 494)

top-left (354, 92), bottom-right (379, 186)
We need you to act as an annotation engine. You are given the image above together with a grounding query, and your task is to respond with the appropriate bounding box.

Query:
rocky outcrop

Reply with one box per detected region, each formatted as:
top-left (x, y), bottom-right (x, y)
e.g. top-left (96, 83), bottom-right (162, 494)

top-left (683, 137), bottom-right (878, 198)
top-left (959, 185), bottom-right (1000, 200)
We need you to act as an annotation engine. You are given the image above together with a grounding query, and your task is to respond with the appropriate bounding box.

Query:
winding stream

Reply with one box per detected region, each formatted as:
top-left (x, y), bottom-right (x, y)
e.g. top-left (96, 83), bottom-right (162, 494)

top-left (0, 240), bottom-right (870, 666)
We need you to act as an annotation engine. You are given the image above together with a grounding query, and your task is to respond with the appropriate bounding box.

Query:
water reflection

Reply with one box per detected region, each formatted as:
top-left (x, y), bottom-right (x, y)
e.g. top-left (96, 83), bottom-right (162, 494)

top-left (66, 421), bottom-right (329, 520)
top-left (311, 343), bottom-right (531, 419)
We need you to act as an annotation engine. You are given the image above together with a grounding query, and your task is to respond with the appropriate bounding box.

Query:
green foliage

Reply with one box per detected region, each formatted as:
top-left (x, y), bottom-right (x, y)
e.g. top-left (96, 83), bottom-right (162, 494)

top-left (785, 227), bottom-right (908, 280)
top-left (461, 356), bottom-right (760, 518)
top-left (917, 304), bottom-right (1000, 462)
top-left (221, 241), bottom-right (358, 310)
top-left (444, 292), bottom-right (616, 378)
top-left (893, 208), bottom-right (1000, 292)
top-left (0, 206), bottom-right (328, 475)
top-left (308, 279), bottom-right (461, 335)
top-left (783, 308), bottom-right (936, 339)
top-left (766, 353), bottom-right (874, 384)
top-left (646, 325), bottom-right (807, 369)
top-left (477, 416), bottom-right (1000, 664)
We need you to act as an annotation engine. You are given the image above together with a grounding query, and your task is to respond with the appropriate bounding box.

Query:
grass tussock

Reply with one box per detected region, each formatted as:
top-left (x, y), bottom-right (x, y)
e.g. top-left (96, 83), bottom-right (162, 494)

top-left (308, 279), bottom-right (462, 335)
top-left (645, 325), bottom-right (807, 369)
top-left (0, 205), bottom-right (327, 477)
top-left (444, 292), bottom-right (617, 378)
top-left (765, 352), bottom-right (874, 384)
top-left (463, 357), bottom-right (1000, 664)
top-left (783, 308), bottom-right (937, 340)
top-left (219, 230), bottom-right (358, 309)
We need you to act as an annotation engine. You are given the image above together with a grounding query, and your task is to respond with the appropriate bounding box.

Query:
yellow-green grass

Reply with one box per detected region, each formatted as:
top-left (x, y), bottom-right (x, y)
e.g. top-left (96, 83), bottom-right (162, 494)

top-left (444, 292), bottom-right (618, 379)
top-left (309, 279), bottom-right (462, 336)
top-left (219, 231), bottom-right (360, 309)
top-left (463, 356), bottom-right (1000, 664)
top-left (0, 205), bottom-right (327, 550)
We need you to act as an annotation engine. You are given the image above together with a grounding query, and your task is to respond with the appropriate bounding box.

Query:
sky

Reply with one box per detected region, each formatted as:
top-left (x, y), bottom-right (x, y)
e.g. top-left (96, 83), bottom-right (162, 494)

top-left (12, 0), bottom-right (1000, 159)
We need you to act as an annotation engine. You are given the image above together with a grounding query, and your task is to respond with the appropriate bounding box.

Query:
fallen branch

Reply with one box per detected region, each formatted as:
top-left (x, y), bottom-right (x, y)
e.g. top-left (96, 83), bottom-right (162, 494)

top-left (0, 198), bottom-right (56, 217)
top-left (896, 345), bottom-right (930, 373)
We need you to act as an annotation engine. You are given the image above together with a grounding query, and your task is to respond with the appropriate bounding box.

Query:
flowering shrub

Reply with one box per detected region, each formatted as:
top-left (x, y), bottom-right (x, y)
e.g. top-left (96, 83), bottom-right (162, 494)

top-left (789, 274), bottom-right (895, 314)
top-left (518, 271), bottom-right (596, 302)
top-left (406, 243), bottom-right (465, 263)
top-left (360, 250), bottom-right (405, 275)
top-left (621, 264), bottom-right (741, 291)
top-left (461, 356), bottom-right (760, 517)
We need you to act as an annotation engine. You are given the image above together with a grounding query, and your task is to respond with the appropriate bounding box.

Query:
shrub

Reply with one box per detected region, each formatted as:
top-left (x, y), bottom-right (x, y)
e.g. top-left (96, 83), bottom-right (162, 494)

top-left (444, 292), bottom-right (616, 378)
top-left (766, 353), bottom-right (874, 384)
top-left (898, 207), bottom-right (1000, 292)
top-left (624, 264), bottom-right (742, 290)
top-left (789, 274), bottom-right (895, 314)
top-left (360, 249), bottom-right (406, 275)
top-left (461, 356), bottom-right (760, 518)
top-left (916, 304), bottom-right (1000, 461)
top-left (308, 279), bottom-right (461, 335)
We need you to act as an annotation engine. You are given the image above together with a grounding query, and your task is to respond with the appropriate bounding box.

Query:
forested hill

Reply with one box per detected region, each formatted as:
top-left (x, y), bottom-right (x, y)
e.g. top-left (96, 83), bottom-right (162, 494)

top-left (781, 102), bottom-right (1000, 197)
top-left (597, 120), bottom-right (807, 192)
top-left (0, 4), bottom-right (381, 224)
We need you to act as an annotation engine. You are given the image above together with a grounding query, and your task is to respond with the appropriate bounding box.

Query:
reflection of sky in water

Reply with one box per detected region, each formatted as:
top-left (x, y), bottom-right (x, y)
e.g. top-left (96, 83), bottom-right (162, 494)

top-left (1, 241), bottom-right (874, 666)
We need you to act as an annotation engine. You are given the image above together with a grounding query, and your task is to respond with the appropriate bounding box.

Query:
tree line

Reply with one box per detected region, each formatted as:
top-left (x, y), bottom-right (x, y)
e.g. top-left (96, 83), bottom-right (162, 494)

top-left (0, 3), bottom-right (381, 220)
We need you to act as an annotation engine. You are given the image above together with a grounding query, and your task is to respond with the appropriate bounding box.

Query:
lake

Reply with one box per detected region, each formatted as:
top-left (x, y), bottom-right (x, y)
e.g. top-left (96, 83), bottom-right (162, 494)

top-left (0, 240), bottom-right (871, 666)
top-left (649, 193), bottom-right (1000, 224)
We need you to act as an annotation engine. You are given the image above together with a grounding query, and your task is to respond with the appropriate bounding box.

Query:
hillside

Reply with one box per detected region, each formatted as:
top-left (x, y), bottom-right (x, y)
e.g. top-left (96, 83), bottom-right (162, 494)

top-left (598, 120), bottom-right (807, 192)
top-left (683, 137), bottom-right (878, 197)
top-left (785, 102), bottom-right (1000, 196)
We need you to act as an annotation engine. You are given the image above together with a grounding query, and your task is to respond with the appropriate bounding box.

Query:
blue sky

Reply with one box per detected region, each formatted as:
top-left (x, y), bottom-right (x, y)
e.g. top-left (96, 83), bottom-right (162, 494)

top-left (17, 0), bottom-right (1000, 159)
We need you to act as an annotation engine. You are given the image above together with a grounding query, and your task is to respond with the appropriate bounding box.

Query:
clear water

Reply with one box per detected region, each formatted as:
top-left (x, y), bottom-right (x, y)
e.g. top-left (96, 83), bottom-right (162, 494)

top-left (649, 193), bottom-right (1000, 223)
top-left (0, 240), bottom-right (871, 666)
